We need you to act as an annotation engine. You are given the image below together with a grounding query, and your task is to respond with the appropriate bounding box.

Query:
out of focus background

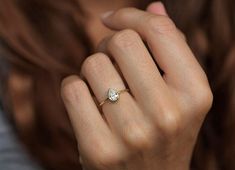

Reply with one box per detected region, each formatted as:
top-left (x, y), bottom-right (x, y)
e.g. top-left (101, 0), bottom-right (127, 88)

top-left (0, 0), bottom-right (234, 170)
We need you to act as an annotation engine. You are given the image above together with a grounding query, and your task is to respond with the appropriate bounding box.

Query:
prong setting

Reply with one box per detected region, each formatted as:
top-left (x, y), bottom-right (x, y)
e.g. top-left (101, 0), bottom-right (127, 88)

top-left (108, 88), bottom-right (120, 102)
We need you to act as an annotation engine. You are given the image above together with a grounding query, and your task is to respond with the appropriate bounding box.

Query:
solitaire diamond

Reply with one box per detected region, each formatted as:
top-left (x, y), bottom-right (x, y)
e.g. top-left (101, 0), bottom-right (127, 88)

top-left (108, 88), bottom-right (119, 102)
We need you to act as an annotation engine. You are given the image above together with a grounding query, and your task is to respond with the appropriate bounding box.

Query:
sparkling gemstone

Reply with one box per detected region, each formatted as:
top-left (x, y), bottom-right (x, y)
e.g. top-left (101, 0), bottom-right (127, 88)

top-left (108, 88), bottom-right (119, 102)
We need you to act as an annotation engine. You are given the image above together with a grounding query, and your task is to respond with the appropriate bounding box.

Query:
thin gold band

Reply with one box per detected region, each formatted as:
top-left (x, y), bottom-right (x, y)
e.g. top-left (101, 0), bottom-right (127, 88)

top-left (99, 89), bottom-right (129, 107)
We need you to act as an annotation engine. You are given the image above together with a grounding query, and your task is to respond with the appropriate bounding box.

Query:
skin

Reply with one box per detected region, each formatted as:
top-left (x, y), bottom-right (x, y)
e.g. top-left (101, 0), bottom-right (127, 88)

top-left (79, 0), bottom-right (135, 47)
top-left (61, 2), bottom-right (213, 170)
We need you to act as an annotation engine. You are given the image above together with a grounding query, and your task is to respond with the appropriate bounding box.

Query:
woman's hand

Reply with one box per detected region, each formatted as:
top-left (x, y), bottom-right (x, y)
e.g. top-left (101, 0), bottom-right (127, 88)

top-left (61, 2), bottom-right (213, 170)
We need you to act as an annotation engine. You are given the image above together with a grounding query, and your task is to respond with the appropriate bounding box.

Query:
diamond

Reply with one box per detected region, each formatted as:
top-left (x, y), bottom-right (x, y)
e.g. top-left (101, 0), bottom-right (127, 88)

top-left (108, 88), bottom-right (119, 102)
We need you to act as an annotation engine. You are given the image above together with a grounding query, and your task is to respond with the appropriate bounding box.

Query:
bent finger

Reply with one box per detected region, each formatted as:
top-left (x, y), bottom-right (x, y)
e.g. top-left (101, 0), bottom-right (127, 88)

top-left (101, 8), bottom-right (207, 93)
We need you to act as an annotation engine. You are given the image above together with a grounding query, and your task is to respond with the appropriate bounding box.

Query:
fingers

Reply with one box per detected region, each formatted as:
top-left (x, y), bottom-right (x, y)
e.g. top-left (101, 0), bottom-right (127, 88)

top-left (61, 76), bottom-right (125, 169)
top-left (81, 53), bottom-right (156, 151)
top-left (61, 76), bottom-right (110, 139)
top-left (146, 1), bottom-right (167, 16)
top-left (101, 7), bottom-right (208, 93)
top-left (61, 75), bottom-right (113, 141)
top-left (81, 53), bottom-right (126, 103)
top-left (146, 2), bottom-right (186, 41)
top-left (97, 29), bottom-right (168, 106)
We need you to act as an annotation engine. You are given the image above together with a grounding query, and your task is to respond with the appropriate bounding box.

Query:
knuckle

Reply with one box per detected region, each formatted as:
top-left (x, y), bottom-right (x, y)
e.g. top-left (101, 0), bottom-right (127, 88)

top-left (146, 15), bottom-right (176, 35)
top-left (124, 123), bottom-right (156, 151)
top-left (89, 145), bottom-right (123, 169)
top-left (177, 29), bottom-right (187, 41)
top-left (193, 84), bottom-right (213, 115)
top-left (158, 110), bottom-right (182, 138)
top-left (61, 75), bottom-right (86, 102)
top-left (81, 53), bottom-right (109, 75)
top-left (109, 29), bottom-right (140, 49)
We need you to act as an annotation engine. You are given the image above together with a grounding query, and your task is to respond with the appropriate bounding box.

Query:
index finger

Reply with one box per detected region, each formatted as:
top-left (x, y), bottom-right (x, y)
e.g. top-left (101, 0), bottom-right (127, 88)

top-left (101, 8), bottom-right (208, 92)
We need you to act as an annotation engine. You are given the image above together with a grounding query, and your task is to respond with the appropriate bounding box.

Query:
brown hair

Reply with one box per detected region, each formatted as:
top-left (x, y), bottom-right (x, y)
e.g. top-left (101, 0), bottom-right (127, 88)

top-left (0, 0), bottom-right (234, 169)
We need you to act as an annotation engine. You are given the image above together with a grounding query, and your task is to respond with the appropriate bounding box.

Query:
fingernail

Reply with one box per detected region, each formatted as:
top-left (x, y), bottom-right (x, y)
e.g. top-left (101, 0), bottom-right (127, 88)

top-left (157, 2), bottom-right (167, 15)
top-left (101, 10), bottom-right (114, 20)
top-left (147, 1), bottom-right (168, 16)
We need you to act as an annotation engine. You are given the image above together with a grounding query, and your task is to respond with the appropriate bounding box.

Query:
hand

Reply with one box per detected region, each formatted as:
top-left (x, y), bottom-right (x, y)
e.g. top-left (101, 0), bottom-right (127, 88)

top-left (61, 2), bottom-right (213, 170)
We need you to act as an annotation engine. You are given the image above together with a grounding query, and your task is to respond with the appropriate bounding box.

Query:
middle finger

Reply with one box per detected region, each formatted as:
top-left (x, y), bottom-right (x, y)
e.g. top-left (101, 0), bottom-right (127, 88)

top-left (98, 29), bottom-right (169, 107)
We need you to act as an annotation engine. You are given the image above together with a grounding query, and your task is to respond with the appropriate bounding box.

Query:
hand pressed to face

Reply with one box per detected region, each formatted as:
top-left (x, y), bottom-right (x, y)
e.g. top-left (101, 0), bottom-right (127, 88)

top-left (61, 3), bottom-right (213, 170)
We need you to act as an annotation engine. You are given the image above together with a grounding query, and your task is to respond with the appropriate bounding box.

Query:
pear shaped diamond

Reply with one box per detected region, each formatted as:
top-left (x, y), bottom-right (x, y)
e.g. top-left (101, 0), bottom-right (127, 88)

top-left (108, 88), bottom-right (119, 102)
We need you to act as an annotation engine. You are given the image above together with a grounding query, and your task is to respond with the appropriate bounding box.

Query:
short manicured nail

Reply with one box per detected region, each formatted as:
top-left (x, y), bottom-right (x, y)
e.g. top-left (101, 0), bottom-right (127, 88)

top-left (157, 2), bottom-right (167, 15)
top-left (147, 1), bottom-right (168, 16)
top-left (101, 11), bottom-right (114, 20)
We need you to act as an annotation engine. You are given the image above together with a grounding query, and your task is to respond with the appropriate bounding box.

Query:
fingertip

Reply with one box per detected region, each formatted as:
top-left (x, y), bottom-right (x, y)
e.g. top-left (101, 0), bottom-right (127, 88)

top-left (61, 75), bottom-right (81, 90)
top-left (61, 75), bottom-right (85, 102)
top-left (146, 1), bottom-right (168, 16)
top-left (100, 10), bottom-right (114, 21)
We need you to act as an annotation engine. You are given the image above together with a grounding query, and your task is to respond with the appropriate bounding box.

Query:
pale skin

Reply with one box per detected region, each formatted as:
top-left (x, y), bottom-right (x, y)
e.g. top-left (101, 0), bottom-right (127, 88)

top-left (61, 2), bottom-right (213, 170)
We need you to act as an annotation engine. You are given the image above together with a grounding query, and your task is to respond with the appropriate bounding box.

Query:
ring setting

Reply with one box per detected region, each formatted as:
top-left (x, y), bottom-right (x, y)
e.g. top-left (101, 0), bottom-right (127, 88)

top-left (99, 88), bottom-right (129, 106)
top-left (108, 88), bottom-right (120, 102)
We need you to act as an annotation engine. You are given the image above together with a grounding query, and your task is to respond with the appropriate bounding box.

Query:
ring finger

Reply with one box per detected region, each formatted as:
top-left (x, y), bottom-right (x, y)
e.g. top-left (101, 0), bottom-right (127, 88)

top-left (81, 53), bottom-right (156, 150)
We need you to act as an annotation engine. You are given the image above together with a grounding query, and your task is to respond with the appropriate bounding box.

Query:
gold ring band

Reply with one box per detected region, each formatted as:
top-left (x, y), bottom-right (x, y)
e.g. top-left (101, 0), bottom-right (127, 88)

top-left (99, 88), bottom-right (129, 107)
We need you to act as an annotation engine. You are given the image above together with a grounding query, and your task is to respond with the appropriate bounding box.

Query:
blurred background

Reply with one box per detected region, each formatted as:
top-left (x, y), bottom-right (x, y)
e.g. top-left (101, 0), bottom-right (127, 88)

top-left (0, 0), bottom-right (234, 170)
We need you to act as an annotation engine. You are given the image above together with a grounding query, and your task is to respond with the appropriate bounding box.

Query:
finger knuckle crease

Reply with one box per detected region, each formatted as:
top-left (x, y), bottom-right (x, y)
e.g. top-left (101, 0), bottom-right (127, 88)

top-left (110, 29), bottom-right (139, 49)
top-left (81, 53), bottom-right (109, 75)
top-left (61, 76), bottom-right (86, 102)
top-left (146, 15), bottom-right (176, 35)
